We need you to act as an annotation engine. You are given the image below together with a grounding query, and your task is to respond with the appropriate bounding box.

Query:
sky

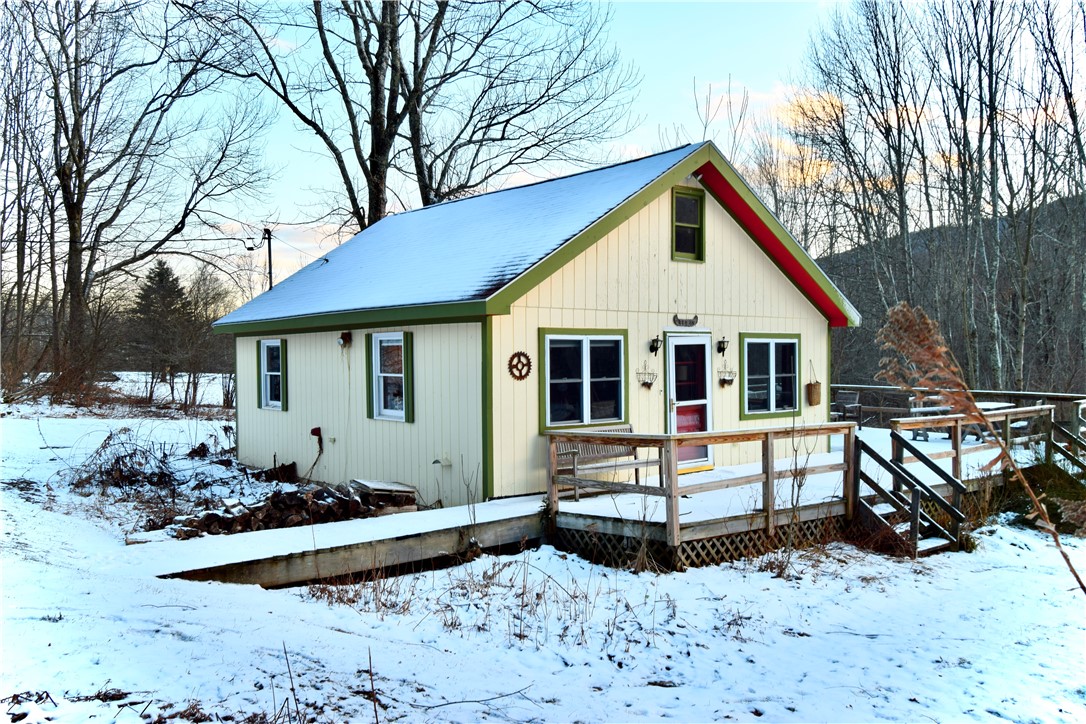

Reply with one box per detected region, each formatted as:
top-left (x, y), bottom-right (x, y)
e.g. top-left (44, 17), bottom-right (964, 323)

top-left (249, 1), bottom-right (839, 287)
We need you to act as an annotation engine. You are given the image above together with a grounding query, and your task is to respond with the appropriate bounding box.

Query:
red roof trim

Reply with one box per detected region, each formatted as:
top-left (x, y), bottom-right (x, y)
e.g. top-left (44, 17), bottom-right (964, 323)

top-left (695, 161), bottom-right (850, 328)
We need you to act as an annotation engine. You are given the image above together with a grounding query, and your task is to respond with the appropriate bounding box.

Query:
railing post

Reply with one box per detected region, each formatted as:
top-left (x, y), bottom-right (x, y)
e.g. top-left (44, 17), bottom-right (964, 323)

top-left (843, 425), bottom-right (856, 521)
top-left (910, 488), bottom-right (922, 553)
top-left (763, 431), bottom-right (776, 536)
top-left (891, 432), bottom-right (903, 495)
top-left (952, 419), bottom-right (963, 481)
top-left (547, 436), bottom-right (559, 519)
top-left (664, 438), bottom-right (680, 548)
top-left (1046, 409), bottom-right (1054, 466)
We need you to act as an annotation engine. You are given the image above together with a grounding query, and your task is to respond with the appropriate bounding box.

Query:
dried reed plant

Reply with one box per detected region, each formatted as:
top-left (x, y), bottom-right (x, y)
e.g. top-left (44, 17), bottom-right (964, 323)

top-left (876, 302), bottom-right (1085, 595)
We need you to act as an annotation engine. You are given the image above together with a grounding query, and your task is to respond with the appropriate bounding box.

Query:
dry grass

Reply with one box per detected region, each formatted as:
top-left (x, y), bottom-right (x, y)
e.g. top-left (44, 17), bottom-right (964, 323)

top-left (876, 302), bottom-right (1085, 595)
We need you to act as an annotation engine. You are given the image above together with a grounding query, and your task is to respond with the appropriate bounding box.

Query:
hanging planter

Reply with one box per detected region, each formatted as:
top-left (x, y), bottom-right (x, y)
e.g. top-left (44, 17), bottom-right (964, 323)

top-left (806, 360), bottom-right (821, 406)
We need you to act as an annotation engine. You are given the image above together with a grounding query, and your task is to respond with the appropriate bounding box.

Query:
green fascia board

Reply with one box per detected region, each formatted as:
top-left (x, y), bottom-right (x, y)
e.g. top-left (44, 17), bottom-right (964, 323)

top-left (695, 146), bottom-right (861, 328)
top-left (214, 301), bottom-right (489, 336)
top-left (486, 145), bottom-right (717, 314)
top-left (483, 142), bottom-right (859, 328)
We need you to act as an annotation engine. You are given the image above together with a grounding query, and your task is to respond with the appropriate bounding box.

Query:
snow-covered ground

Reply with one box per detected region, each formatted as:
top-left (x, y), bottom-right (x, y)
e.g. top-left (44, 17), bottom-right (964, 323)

top-left (2, 401), bottom-right (1085, 723)
top-left (110, 370), bottom-right (230, 409)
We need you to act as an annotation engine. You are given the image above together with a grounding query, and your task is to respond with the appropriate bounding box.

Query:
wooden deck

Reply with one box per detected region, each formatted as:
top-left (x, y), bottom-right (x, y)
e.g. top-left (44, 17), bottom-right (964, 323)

top-left (157, 399), bottom-right (1081, 586)
top-left (546, 404), bottom-right (1073, 569)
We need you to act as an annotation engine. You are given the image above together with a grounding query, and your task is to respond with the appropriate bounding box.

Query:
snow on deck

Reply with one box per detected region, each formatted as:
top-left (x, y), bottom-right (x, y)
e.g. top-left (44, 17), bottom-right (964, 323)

top-left (553, 426), bottom-right (1028, 524)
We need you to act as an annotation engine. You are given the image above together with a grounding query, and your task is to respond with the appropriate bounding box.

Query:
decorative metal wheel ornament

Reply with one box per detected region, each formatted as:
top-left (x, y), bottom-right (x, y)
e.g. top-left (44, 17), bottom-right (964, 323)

top-left (508, 351), bottom-right (532, 380)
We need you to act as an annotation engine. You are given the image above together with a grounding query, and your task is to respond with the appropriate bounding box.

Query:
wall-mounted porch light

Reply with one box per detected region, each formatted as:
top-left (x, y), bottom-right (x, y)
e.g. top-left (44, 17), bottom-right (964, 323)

top-left (649, 335), bottom-right (662, 356)
top-left (716, 337), bottom-right (730, 355)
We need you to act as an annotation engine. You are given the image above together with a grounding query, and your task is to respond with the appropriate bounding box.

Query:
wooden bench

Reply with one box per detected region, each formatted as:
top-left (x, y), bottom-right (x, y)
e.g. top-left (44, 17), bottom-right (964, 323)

top-left (554, 424), bottom-right (663, 499)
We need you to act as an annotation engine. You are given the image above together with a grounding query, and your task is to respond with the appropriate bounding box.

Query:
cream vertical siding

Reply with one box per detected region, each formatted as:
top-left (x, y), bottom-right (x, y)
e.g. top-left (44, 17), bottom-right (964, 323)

top-left (491, 180), bottom-right (833, 497)
top-left (237, 323), bottom-right (483, 507)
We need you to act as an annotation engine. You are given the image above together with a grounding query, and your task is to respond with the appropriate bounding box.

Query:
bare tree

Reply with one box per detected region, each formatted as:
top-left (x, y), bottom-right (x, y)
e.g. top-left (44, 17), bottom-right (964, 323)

top-left (13, 0), bottom-right (270, 393)
top-left (795, 0), bottom-right (1085, 392)
top-left (195, 1), bottom-right (636, 231)
top-left (0, 6), bottom-right (57, 391)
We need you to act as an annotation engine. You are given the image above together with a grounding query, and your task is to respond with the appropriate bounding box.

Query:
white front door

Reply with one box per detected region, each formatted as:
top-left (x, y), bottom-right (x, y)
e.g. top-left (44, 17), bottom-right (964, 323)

top-left (667, 335), bottom-right (713, 469)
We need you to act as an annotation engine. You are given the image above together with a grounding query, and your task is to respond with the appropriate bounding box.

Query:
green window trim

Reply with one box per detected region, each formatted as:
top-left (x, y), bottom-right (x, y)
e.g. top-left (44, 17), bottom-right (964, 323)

top-left (672, 186), bottom-right (705, 262)
top-left (256, 338), bottom-right (287, 411)
top-left (739, 332), bottom-right (801, 421)
top-left (366, 331), bottom-right (414, 423)
top-left (538, 327), bottom-right (629, 433)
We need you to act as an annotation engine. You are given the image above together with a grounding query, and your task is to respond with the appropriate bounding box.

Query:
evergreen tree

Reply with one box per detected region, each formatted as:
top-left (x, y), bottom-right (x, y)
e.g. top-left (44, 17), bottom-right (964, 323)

top-left (132, 260), bottom-right (191, 401)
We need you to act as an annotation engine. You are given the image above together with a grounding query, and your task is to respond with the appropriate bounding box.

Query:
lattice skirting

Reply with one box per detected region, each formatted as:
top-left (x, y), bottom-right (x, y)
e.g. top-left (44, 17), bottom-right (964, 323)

top-left (554, 516), bottom-right (848, 572)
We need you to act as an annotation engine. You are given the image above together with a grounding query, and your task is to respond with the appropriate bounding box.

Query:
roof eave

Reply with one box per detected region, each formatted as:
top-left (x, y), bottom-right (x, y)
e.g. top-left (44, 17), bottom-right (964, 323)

top-left (693, 149), bottom-right (861, 328)
top-left (484, 141), bottom-right (860, 328)
top-left (213, 300), bottom-right (490, 336)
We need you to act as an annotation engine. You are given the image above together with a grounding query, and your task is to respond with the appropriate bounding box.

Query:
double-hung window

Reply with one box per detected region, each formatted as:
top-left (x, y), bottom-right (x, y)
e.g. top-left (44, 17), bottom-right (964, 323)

top-left (367, 331), bottom-right (414, 422)
top-left (258, 339), bottom-right (286, 410)
top-left (543, 332), bottom-right (625, 427)
top-left (742, 336), bottom-right (799, 417)
top-left (672, 187), bottom-right (705, 261)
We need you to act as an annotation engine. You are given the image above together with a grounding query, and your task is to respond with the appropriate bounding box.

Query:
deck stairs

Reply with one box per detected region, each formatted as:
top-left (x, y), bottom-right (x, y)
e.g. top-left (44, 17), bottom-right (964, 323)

top-left (1051, 420), bottom-right (1086, 480)
top-left (853, 432), bottom-right (967, 558)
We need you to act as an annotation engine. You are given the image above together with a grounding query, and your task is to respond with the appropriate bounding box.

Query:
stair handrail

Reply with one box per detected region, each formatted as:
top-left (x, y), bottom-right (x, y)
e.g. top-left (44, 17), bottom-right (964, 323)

top-left (1051, 422), bottom-right (1086, 475)
top-left (858, 438), bottom-right (966, 525)
top-left (855, 438), bottom-right (961, 545)
top-left (891, 430), bottom-right (968, 519)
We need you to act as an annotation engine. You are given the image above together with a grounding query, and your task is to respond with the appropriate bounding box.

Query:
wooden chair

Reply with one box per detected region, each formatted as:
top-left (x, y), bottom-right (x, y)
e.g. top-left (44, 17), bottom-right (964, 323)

top-left (831, 390), bottom-right (862, 428)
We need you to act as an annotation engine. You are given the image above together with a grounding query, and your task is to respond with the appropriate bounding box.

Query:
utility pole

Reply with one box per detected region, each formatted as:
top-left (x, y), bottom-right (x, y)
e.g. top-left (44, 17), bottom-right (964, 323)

top-left (263, 227), bottom-right (273, 289)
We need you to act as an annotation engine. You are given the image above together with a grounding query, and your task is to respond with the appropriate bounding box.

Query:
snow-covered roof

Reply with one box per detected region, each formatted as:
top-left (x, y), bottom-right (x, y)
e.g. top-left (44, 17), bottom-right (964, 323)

top-left (216, 144), bottom-right (703, 330)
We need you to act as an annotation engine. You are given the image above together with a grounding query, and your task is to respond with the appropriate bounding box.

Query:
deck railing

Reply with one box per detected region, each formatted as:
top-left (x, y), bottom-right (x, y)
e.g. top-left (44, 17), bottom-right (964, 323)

top-left (831, 384), bottom-right (1084, 429)
top-left (546, 422), bottom-right (857, 547)
top-left (887, 404), bottom-right (1055, 480)
top-left (546, 404), bottom-right (1070, 551)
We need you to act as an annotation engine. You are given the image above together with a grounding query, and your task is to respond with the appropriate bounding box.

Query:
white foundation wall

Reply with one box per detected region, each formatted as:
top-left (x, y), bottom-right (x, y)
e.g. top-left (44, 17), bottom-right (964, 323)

top-left (236, 323), bottom-right (483, 507)
top-left (490, 180), bottom-right (832, 498)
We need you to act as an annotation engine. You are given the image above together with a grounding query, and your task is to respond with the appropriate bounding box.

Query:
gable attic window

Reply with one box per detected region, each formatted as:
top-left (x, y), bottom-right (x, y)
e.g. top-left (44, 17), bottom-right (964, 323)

top-left (741, 335), bottom-right (799, 419)
top-left (541, 331), bottom-right (626, 428)
top-left (367, 332), bottom-right (414, 422)
top-left (258, 339), bottom-right (286, 410)
top-left (672, 187), bottom-right (705, 261)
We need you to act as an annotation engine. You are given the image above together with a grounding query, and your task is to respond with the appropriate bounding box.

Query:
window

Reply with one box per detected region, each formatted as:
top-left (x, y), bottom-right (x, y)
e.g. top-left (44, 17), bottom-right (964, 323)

top-left (542, 332), bottom-right (625, 427)
top-left (258, 339), bottom-right (286, 410)
top-left (367, 332), bottom-right (414, 422)
top-left (742, 336), bottom-right (799, 417)
top-left (672, 187), bottom-right (704, 261)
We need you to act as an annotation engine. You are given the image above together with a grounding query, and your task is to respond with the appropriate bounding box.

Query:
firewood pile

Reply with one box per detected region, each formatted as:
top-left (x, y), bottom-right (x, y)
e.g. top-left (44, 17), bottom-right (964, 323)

top-left (173, 480), bottom-right (416, 539)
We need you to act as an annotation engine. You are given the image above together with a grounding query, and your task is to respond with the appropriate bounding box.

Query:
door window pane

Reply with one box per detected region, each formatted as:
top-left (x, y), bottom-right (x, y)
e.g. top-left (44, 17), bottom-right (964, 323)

top-left (673, 343), bottom-right (706, 402)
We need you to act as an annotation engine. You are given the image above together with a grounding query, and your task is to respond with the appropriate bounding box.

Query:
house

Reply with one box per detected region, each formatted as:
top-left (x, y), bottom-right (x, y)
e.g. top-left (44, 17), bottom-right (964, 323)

top-left (214, 142), bottom-right (860, 508)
